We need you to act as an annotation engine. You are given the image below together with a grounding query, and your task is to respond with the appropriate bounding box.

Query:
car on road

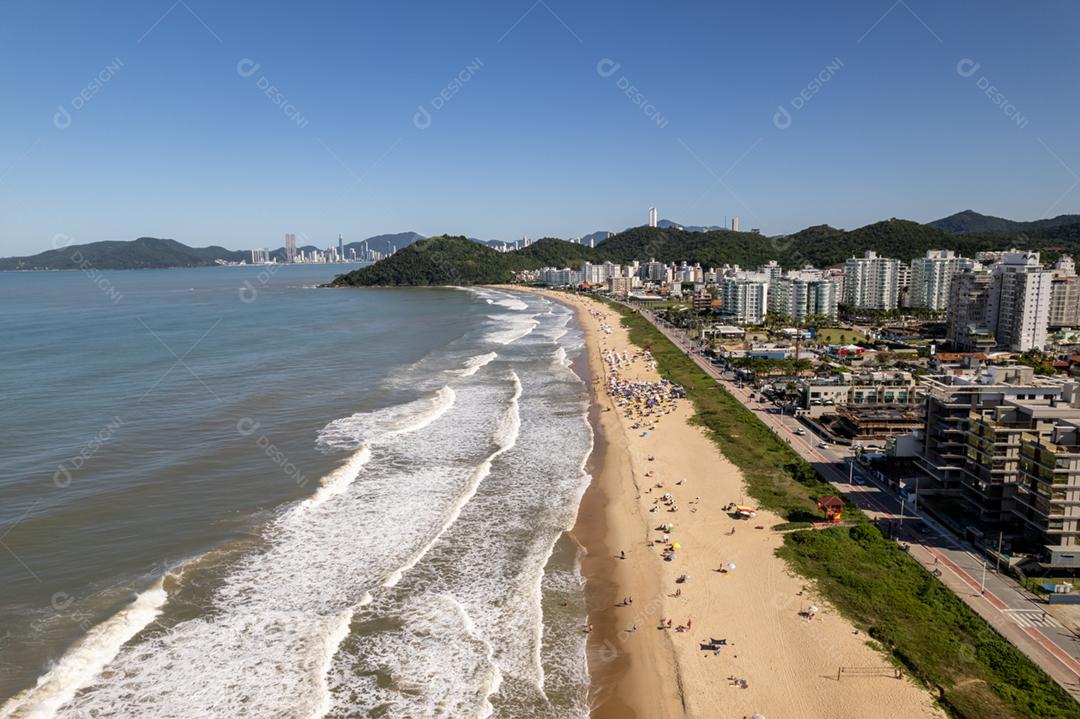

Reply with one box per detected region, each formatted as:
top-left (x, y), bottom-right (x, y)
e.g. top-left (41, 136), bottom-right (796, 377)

top-left (794, 428), bottom-right (806, 436)
top-left (817, 441), bottom-right (828, 449)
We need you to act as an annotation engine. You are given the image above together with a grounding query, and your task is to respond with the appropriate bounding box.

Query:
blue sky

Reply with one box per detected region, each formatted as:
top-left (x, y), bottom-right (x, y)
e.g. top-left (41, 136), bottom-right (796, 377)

top-left (1, 0), bottom-right (1078, 255)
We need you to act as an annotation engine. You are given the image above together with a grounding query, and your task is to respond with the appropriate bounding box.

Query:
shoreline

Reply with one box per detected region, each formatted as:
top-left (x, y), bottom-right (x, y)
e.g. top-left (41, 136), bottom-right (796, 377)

top-left (509, 286), bottom-right (945, 719)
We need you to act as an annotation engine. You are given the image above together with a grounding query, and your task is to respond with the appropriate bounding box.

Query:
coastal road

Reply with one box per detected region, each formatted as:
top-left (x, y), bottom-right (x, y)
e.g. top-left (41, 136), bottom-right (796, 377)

top-left (621, 300), bottom-right (1080, 700)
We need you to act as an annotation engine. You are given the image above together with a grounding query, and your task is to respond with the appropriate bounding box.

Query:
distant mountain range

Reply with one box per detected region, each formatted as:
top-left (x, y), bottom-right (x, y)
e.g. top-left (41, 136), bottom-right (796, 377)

top-left (928, 210), bottom-right (1080, 236)
top-left (332, 214), bottom-right (1080, 287)
top-left (7, 211), bottom-right (1080, 273)
top-left (0, 232), bottom-right (425, 271)
top-left (0, 237), bottom-right (249, 271)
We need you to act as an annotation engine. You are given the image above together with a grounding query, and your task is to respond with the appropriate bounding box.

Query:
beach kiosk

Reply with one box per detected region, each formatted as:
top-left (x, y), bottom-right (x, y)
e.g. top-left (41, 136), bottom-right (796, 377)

top-left (817, 495), bottom-right (844, 523)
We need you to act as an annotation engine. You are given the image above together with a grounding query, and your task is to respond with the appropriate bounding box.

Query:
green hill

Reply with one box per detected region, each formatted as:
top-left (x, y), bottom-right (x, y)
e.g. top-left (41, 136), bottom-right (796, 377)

top-left (330, 235), bottom-right (519, 286)
top-left (929, 210), bottom-right (1080, 236)
top-left (0, 237), bottom-right (246, 271)
top-left (512, 237), bottom-right (599, 268)
top-left (332, 217), bottom-right (1080, 288)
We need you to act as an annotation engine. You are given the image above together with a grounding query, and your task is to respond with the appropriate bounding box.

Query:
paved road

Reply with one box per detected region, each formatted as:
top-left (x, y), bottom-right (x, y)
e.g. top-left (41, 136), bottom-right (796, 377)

top-left (623, 301), bottom-right (1080, 699)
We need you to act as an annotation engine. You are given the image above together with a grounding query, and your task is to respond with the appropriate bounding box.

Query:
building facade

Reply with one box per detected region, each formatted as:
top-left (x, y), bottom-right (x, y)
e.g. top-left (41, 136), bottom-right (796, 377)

top-left (843, 251), bottom-right (900, 310)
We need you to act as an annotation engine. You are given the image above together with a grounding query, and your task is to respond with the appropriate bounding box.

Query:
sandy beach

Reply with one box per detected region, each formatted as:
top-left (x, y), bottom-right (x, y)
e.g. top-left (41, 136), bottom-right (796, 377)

top-left (514, 287), bottom-right (945, 719)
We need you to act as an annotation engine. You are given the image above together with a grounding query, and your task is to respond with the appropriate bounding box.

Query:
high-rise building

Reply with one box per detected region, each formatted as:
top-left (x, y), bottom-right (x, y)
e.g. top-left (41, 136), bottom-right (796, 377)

top-left (721, 274), bottom-right (769, 324)
top-left (770, 270), bottom-right (839, 321)
top-left (947, 268), bottom-right (995, 352)
top-left (910, 250), bottom-right (977, 310)
top-left (843, 251), bottom-right (900, 310)
top-left (947, 252), bottom-right (1053, 351)
top-left (731, 216), bottom-right (740, 232)
top-left (988, 252), bottom-right (1052, 351)
top-left (1054, 255), bottom-right (1076, 277)
top-left (1049, 276), bottom-right (1080, 328)
top-left (757, 260), bottom-right (782, 285)
top-left (648, 207), bottom-right (657, 228)
top-left (285, 233), bottom-right (297, 263)
top-left (338, 234), bottom-right (344, 262)
top-left (250, 248), bottom-right (270, 264)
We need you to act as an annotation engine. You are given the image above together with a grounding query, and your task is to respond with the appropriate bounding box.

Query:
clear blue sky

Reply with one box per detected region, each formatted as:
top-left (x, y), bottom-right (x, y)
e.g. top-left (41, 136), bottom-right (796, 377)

top-left (1, 0), bottom-right (1078, 255)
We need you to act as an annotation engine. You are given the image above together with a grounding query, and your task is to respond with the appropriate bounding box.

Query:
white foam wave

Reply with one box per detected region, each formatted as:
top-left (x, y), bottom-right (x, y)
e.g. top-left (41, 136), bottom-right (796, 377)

top-left (316, 386), bottom-right (456, 452)
top-left (311, 609), bottom-right (354, 719)
top-left (0, 577), bottom-right (168, 719)
top-left (381, 373), bottom-right (522, 590)
top-left (449, 596), bottom-right (503, 719)
top-left (469, 288), bottom-right (529, 311)
top-left (485, 316), bottom-right (538, 345)
top-left (459, 351), bottom-right (498, 377)
top-left (299, 446), bottom-right (372, 511)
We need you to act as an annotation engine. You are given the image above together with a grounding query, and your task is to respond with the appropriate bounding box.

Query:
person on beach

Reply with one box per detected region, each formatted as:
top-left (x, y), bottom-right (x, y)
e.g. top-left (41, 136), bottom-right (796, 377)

top-left (620, 549), bottom-right (625, 560)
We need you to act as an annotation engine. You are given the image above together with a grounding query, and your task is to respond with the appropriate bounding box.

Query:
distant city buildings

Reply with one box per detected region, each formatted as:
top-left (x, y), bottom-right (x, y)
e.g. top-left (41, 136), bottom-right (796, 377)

top-left (731, 216), bottom-right (740, 232)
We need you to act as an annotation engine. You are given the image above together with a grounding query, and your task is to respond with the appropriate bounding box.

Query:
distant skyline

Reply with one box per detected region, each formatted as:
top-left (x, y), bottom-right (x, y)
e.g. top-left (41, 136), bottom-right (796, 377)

top-left (2, 0), bottom-right (1079, 255)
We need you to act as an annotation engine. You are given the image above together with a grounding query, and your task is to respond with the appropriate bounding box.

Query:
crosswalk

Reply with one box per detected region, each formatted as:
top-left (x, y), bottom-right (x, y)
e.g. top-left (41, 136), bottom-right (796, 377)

top-left (1005, 609), bottom-right (1063, 629)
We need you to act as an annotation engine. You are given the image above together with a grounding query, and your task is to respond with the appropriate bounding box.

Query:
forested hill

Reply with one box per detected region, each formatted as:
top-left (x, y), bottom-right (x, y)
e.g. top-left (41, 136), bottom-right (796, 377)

top-left (331, 218), bottom-right (1080, 286)
top-left (330, 235), bottom-right (519, 286)
top-left (0, 237), bottom-right (247, 271)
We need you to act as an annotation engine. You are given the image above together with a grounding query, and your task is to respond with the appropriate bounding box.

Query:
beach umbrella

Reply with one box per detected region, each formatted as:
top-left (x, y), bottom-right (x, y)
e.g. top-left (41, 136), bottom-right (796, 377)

top-left (672, 543), bottom-right (682, 549)
top-left (726, 562), bottom-right (737, 570)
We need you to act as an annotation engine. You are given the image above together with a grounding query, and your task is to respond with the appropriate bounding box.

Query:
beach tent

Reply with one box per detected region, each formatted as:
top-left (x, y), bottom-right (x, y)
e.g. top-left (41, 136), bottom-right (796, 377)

top-left (726, 562), bottom-right (736, 570)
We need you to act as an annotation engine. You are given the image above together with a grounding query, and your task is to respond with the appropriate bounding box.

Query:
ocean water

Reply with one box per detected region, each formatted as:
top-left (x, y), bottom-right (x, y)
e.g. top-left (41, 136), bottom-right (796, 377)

top-left (0, 266), bottom-right (592, 718)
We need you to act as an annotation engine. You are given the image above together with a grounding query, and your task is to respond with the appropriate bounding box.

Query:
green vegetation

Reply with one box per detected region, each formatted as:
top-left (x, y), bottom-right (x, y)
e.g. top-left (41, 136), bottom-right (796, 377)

top-left (332, 235), bottom-right (519, 286)
top-left (329, 216), bottom-right (1080, 287)
top-left (780, 525), bottom-right (1080, 719)
top-left (0, 237), bottom-right (247, 271)
top-left (598, 294), bottom-right (1079, 719)
top-left (930, 209), bottom-right (1080, 236)
top-left (813, 327), bottom-right (869, 344)
top-left (1017, 351), bottom-right (1058, 376)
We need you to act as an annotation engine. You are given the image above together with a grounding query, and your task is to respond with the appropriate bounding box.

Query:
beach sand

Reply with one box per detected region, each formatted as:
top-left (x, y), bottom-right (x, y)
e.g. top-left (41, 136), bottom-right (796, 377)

top-left (514, 288), bottom-right (945, 719)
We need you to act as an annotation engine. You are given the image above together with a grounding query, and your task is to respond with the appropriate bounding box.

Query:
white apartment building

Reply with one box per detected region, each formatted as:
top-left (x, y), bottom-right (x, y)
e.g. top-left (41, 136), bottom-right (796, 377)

top-left (721, 274), bottom-right (769, 324)
top-left (770, 270), bottom-right (839, 321)
top-left (843, 251), bottom-right (900, 310)
top-left (1050, 275), bottom-right (1080, 328)
top-left (989, 251), bottom-right (1052, 352)
top-left (539, 267), bottom-right (583, 286)
top-left (909, 250), bottom-right (978, 310)
top-left (949, 251), bottom-right (1053, 352)
top-left (583, 261), bottom-right (621, 285)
